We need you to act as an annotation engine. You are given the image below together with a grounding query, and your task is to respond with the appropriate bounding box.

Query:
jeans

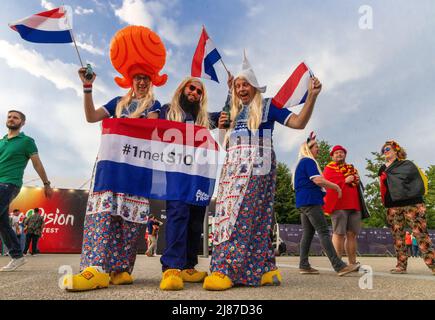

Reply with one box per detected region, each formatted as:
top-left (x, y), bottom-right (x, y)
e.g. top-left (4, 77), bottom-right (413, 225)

top-left (299, 205), bottom-right (346, 272)
top-left (0, 183), bottom-right (22, 259)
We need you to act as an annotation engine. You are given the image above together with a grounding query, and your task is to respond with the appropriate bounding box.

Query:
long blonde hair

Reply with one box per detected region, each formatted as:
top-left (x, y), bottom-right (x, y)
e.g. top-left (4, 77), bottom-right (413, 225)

top-left (230, 76), bottom-right (263, 130)
top-left (115, 86), bottom-right (155, 118)
top-left (292, 141), bottom-right (323, 188)
top-left (166, 77), bottom-right (210, 128)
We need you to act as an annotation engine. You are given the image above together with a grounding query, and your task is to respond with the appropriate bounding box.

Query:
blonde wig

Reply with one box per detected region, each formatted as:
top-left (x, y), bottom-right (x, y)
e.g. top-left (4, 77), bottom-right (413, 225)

top-left (115, 86), bottom-right (156, 118)
top-left (166, 77), bottom-right (210, 128)
top-left (292, 140), bottom-right (323, 188)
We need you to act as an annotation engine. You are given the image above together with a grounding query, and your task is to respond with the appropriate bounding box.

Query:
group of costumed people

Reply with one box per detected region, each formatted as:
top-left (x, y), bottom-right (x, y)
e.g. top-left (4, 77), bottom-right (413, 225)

top-left (63, 25), bottom-right (434, 292)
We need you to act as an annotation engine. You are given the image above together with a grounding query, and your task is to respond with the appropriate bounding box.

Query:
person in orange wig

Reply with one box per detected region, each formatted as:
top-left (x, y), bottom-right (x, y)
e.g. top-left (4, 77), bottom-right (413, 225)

top-left (64, 26), bottom-right (167, 292)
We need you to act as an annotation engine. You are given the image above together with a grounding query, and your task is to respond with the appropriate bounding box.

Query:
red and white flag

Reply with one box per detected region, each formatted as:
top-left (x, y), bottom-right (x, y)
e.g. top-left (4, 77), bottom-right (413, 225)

top-left (272, 62), bottom-right (313, 108)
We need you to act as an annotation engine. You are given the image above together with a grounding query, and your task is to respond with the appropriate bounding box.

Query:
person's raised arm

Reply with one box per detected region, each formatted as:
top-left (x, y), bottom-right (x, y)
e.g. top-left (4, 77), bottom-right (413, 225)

top-left (78, 67), bottom-right (108, 123)
top-left (286, 76), bottom-right (322, 129)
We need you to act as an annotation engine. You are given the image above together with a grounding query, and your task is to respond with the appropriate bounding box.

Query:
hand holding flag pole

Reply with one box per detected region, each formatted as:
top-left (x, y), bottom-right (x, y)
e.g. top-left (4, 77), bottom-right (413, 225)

top-left (191, 26), bottom-right (230, 84)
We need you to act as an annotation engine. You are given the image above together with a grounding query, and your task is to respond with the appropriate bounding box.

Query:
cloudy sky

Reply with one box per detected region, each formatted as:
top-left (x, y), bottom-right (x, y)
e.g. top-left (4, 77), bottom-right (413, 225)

top-left (1, 0), bottom-right (434, 189)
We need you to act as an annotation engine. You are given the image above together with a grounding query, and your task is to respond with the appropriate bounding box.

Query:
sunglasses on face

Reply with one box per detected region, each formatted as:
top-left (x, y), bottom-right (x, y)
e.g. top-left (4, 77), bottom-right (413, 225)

top-left (188, 84), bottom-right (203, 96)
top-left (133, 75), bottom-right (150, 82)
top-left (383, 147), bottom-right (392, 153)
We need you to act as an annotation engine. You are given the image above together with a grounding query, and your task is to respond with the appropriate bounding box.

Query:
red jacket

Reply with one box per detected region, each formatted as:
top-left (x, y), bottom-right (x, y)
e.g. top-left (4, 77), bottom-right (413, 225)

top-left (323, 162), bottom-right (361, 214)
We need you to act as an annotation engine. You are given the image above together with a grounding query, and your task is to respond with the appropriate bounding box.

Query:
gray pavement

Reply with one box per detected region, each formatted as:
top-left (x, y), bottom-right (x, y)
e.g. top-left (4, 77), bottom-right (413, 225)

top-left (0, 254), bottom-right (434, 300)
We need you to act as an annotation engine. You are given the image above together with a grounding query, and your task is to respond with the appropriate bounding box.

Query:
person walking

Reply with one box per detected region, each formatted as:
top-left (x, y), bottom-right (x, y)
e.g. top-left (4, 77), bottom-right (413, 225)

top-left (293, 133), bottom-right (359, 276)
top-left (0, 110), bottom-right (52, 271)
top-left (23, 208), bottom-right (45, 256)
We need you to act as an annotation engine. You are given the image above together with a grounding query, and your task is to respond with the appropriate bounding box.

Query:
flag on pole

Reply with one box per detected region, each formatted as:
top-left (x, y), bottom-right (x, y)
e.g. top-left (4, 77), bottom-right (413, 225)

top-left (191, 27), bottom-right (222, 83)
top-left (9, 6), bottom-right (73, 43)
top-left (272, 62), bottom-right (313, 108)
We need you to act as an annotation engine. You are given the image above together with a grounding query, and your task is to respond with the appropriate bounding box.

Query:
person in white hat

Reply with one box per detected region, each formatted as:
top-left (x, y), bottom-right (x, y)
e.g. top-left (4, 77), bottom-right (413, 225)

top-left (204, 52), bottom-right (322, 291)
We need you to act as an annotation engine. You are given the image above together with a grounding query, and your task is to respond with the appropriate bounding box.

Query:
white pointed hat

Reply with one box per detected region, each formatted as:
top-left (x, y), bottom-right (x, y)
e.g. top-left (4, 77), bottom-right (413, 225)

top-left (235, 50), bottom-right (267, 93)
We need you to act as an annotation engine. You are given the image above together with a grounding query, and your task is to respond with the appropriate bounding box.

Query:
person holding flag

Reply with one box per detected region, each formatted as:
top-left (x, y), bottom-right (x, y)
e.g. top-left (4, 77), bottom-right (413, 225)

top-left (204, 52), bottom-right (323, 291)
top-left (63, 26), bottom-right (167, 292)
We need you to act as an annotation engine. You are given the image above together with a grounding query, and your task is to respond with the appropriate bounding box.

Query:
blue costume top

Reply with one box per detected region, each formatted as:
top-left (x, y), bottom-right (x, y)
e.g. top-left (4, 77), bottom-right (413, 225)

top-left (102, 96), bottom-right (161, 118)
top-left (158, 104), bottom-right (220, 128)
top-left (294, 157), bottom-right (326, 208)
top-left (231, 98), bottom-right (292, 138)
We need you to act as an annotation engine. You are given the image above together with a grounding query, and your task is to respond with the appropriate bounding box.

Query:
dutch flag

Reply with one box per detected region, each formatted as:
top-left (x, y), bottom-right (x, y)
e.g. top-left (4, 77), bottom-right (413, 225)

top-left (272, 62), bottom-right (314, 109)
top-left (9, 6), bottom-right (73, 44)
top-left (191, 27), bottom-right (222, 83)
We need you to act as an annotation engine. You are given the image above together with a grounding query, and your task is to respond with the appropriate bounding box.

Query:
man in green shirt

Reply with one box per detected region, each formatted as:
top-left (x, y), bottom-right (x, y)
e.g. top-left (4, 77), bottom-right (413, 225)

top-left (0, 110), bottom-right (52, 271)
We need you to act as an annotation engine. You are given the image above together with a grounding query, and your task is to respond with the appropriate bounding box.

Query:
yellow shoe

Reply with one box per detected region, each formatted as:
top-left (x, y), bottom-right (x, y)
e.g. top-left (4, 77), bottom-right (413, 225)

top-left (203, 272), bottom-right (233, 291)
top-left (64, 266), bottom-right (110, 292)
top-left (180, 269), bottom-right (208, 283)
top-left (260, 269), bottom-right (282, 286)
top-left (110, 272), bottom-right (133, 285)
top-left (160, 269), bottom-right (184, 291)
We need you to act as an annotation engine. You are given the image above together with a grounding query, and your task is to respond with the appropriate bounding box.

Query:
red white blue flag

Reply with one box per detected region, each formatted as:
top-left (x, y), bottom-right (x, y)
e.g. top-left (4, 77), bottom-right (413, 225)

top-left (93, 119), bottom-right (219, 206)
top-left (272, 62), bottom-right (313, 108)
top-left (9, 6), bottom-right (73, 44)
top-left (191, 27), bottom-right (222, 83)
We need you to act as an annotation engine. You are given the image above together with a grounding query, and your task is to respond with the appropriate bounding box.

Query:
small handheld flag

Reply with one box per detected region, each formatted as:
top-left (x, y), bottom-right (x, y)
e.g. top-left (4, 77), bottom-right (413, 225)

top-left (191, 26), bottom-right (224, 83)
top-left (9, 6), bottom-right (87, 67)
top-left (9, 6), bottom-right (73, 44)
top-left (272, 62), bottom-right (313, 108)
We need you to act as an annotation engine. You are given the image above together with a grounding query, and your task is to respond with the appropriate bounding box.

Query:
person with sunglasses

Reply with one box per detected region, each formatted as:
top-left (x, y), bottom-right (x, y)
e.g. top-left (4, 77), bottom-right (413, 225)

top-left (65, 26), bottom-right (167, 292)
top-left (156, 76), bottom-right (229, 290)
top-left (378, 141), bottom-right (435, 275)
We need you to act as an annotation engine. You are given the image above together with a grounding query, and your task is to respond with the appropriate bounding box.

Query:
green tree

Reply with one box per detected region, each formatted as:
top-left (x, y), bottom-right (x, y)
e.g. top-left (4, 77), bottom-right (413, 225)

top-left (274, 162), bottom-right (298, 224)
top-left (316, 140), bottom-right (332, 170)
top-left (424, 165), bottom-right (435, 229)
top-left (363, 151), bottom-right (386, 227)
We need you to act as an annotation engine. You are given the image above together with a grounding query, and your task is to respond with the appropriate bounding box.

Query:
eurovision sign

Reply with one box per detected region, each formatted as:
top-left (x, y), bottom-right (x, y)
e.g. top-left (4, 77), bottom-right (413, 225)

top-left (9, 187), bottom-right (88, 253)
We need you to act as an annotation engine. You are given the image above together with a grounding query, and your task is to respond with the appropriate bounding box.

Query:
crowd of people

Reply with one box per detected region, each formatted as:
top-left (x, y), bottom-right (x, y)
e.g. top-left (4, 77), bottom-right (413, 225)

top-left (1, 25), bottom-right (434, 292)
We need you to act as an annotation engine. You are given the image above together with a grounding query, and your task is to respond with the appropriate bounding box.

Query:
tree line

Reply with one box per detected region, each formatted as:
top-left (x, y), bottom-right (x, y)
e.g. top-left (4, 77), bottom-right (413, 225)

top-left (274, 140), bottom-right (435, 229)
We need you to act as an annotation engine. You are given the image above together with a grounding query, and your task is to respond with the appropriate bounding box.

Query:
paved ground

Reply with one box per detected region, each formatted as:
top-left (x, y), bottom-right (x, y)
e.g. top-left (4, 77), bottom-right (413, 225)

top-left (0, 254), bottom-right (434, 300)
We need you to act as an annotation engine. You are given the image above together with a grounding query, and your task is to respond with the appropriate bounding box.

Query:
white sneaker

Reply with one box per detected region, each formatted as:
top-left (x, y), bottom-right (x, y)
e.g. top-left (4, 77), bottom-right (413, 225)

top-left (1, 257), bottom-right (27, 272)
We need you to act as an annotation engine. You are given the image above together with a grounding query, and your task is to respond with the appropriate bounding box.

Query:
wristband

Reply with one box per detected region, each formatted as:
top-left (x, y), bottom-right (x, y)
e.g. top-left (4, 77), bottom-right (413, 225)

top-left (83, 84), bottom-right (93, 88)
top-left (43, 181), bottom-right (51, 186)
top-left (84, 89), bottom-right (92, 94)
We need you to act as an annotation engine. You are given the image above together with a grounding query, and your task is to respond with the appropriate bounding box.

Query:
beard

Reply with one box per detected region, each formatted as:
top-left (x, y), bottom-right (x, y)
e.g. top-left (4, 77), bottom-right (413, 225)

top-left (179, 94), bottom-right (200, 116)
top-left (6, 123), bottom-right (22, 130)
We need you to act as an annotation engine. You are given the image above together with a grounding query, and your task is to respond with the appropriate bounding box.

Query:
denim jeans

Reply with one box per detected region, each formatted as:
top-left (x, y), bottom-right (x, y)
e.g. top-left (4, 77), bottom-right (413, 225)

top-left (0, 183), bottom-right (22, 259)
top-left (299, 205), bottom-right (346, 272)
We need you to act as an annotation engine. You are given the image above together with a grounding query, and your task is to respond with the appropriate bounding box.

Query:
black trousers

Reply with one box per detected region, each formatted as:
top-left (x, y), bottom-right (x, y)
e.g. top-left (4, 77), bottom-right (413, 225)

top-left (24, 233), bottom-right (40, 255)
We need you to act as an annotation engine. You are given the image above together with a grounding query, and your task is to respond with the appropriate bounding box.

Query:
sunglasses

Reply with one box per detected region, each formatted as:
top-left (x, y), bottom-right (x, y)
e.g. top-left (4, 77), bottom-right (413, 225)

top-left (188, 84), bottom-right (203, 96)
top-left (383, 147), bottom-right (391, 153)
top-left (133, 75), bottom-right (150, 82)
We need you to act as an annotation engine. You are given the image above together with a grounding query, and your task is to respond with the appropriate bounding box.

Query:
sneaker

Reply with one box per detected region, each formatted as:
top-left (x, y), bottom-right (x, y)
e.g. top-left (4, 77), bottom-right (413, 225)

top-left (110, 272), bottom-right (133, 285)
top-left (390, 268), bottom-right (407, 274)
top-left (64, 266), bottom-right (110, 292)
top-left (203, 272), bottom-right (233, 291)
top-left (299, 267), bottom-right (320, 275)
top-left (180, 269), bottom-right (208, 283)
top-left (1, 257), bottom-right (27, 272)
top-left (160, 269), bottom-right (184, 291)
top-left (337, 264), bottom-right (360, 276)
top-left (261, 269), bottom-right (282, 285)
top-left (350, 262), bottom-right (361, 272)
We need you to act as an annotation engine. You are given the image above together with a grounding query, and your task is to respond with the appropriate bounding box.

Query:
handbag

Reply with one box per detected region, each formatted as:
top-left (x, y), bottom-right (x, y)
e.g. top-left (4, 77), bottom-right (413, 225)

top-left (357, 182), bottom-right (371, 220)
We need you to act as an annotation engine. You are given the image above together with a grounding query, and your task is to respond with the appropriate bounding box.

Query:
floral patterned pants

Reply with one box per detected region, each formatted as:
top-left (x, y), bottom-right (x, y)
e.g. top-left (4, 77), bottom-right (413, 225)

top-left (386, 204), bottom-right (435, 271)
top-left (80, 212), bottom-right (143, 274)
